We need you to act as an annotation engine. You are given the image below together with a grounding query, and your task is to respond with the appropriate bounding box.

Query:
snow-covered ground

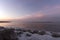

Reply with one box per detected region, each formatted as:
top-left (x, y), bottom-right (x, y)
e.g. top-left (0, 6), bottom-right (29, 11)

top-left (15, 29), bottom-right (60, 40)
top-left (0, 27), bottom-right (60, 40)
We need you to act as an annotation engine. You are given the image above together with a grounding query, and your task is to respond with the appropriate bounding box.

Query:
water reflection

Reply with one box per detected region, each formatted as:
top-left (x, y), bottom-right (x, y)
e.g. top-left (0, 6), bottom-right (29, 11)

top-left (0, 22), bottom-right (45, 28)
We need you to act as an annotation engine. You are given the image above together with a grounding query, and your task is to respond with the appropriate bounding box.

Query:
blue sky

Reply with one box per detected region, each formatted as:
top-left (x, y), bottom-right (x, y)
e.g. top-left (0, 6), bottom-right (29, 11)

top-left (0, 0), bottom-right (60, 21)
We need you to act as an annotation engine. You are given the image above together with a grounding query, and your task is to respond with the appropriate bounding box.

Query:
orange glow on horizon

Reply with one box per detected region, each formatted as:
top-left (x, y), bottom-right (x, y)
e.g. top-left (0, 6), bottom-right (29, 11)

top-left (0, 17), bottom-right (13, 21)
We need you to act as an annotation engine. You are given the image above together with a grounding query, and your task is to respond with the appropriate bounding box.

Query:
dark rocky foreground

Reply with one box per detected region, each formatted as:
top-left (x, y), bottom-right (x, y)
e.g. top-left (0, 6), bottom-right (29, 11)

top-left (0, 27), bottom-right (18, 40)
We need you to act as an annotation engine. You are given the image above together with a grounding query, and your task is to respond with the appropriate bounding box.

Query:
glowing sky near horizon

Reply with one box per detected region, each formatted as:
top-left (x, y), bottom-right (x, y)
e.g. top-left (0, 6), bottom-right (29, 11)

top-left (0, 0), bottom-right (60, 21)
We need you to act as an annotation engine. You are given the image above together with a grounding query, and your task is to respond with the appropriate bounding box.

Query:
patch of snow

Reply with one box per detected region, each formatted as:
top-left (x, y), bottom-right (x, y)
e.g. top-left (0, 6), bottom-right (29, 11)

top-left (17, 31), bottom-right (60, 40)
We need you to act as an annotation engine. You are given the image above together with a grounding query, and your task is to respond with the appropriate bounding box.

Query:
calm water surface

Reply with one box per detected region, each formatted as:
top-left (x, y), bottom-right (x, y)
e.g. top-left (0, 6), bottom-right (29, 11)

top-left (0, 22), bottom-right (60, 32)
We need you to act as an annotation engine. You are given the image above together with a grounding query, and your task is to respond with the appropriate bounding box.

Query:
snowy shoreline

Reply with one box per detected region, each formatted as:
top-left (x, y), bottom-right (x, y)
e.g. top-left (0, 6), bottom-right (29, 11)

top-left (0, 27), bottom-right (60, 40)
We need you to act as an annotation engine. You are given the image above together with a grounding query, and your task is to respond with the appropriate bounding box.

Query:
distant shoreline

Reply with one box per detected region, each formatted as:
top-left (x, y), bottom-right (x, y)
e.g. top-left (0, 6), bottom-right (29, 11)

top-left (0, 21), bottom-right (11, 23)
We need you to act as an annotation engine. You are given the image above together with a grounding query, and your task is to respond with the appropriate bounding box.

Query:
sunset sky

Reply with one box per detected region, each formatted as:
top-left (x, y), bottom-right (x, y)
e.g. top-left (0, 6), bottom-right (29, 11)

top-left (0, 0), bottom-right (60, 21)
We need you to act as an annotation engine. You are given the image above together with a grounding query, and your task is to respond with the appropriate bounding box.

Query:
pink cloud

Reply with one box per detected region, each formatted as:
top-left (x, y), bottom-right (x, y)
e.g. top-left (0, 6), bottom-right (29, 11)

top-left (15, 12), bottom-right (45, 21)
top-left (14, 5), bottom-right (60, 22)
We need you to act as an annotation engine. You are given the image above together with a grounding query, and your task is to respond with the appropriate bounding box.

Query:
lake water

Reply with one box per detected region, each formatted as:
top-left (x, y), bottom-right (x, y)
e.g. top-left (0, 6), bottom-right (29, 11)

top-left (0, 22), bottom-right (60, 32)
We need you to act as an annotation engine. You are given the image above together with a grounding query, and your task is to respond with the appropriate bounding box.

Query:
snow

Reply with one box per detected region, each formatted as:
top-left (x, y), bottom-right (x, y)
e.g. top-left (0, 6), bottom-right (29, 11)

top-left (0, 26), bottom-right (60, 40)
top-left (17, 31), bottom-right (60, 40)
top-left (0, 27), bottom-right (60, 40)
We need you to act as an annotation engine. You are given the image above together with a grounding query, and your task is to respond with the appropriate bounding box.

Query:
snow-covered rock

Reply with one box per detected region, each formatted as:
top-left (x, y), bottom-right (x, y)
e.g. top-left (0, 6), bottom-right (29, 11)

top-left (0, 27), bottom-right (60, 40)
top-left (17, 31), bottom-right (60, 40)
